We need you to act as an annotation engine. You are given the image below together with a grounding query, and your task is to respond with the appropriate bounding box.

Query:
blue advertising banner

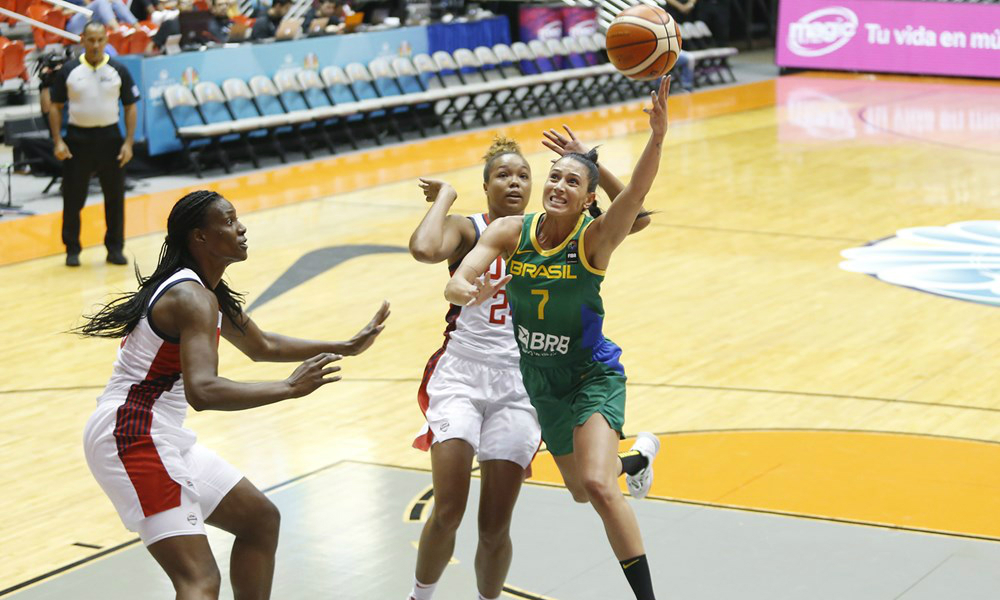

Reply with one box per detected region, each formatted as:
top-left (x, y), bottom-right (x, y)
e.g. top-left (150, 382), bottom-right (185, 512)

top-left (121, 25), bottom-right (428, 155)
top-left (427, 15), bottom-right (510, 54)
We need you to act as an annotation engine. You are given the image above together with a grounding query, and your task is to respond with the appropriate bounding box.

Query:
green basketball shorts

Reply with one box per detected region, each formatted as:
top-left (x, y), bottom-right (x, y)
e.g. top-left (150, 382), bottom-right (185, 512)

top-left (519, 359), bottom-right (626, 456)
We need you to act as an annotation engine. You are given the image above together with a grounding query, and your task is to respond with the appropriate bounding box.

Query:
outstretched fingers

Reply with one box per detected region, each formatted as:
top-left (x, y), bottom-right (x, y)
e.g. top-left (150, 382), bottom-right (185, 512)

top-left (370, 300), bottom-right (391, 328)
top-left (487, 274), bottom-right (513, 297)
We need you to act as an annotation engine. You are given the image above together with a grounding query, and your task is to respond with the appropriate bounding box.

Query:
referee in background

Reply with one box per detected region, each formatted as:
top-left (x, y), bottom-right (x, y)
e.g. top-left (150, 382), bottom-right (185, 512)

top-left (49, 21), bottom-right (139, 267)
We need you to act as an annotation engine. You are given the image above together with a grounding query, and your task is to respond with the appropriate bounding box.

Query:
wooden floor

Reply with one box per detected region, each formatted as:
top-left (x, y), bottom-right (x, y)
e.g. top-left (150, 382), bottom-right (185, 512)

top-left (2, 72), bottom-right (1000, 593)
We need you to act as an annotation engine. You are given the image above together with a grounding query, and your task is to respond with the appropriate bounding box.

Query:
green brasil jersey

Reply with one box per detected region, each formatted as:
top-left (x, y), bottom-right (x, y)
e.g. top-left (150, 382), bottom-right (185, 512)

top-left (506, 212), bottom-right (624, 371)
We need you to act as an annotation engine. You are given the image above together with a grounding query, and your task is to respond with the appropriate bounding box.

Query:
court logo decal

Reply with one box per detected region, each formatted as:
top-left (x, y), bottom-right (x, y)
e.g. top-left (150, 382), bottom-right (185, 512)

top-left (247, 244), bottom-right (408, 312)
top-left (840, 221), bottom-right (1000, 306)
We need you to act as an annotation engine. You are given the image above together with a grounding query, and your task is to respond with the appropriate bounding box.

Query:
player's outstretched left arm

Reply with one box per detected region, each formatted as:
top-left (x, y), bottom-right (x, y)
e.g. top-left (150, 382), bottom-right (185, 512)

top-left (444, 216), bottom-right (522, 307)
top-left (589, 76), bottom-right (669, 256)
top-left (222, 300), bottom-right (390, 362)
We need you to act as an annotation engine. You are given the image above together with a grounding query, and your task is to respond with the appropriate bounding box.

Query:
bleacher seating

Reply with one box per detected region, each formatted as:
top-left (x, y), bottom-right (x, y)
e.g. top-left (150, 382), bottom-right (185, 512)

top-left (26, 3), bottom-right (68, 50)
top-left (142, 25), bottom-right (738, 175)
top-left (0, 37), bottom-right (29, 82)
top-left (221, 76), bottom-right (292, 161)
top-left (163, 83), bottom-right (237, 176)
top-left (194, 80), bottom-right (262, 167)
top-left (681, 21), bottom-right (739, 85)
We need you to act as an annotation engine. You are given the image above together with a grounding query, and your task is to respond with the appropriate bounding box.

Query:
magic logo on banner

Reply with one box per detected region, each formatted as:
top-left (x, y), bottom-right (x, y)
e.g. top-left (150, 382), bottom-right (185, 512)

top-left (777, 0), bottom-right (1000, 78)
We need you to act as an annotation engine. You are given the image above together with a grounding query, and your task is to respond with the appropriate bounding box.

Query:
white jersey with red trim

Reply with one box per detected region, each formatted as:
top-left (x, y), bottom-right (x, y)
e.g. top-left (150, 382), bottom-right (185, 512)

top-left (84, 268), bottom-right (223, 527)
top-left (445, 213), bottom-right (519, 366)
top-left (96, 268), bottom-right (220, 452)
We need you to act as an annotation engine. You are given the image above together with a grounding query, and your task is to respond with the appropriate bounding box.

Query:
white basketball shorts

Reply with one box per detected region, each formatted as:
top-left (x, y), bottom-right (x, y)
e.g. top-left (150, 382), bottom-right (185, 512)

top-left (84, 406), bottom-right (243, 546)
top-left (416, 349), bottom-right (541, 469)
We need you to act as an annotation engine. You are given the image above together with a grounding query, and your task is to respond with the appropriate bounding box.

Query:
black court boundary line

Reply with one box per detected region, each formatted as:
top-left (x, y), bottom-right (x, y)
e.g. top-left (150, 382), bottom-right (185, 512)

top-left (0, 459), bottom-right (346, 597)
top-left (6, 439), bottom-right (998, 597)
top-left (353, 448), bottom-right (1000, 545)
top-left (627, 381), bottom-right (1000, 416)
top-left (9, 378), bottom-right (1000, 416)
top-left (647, 221), bottom-right (868, 243)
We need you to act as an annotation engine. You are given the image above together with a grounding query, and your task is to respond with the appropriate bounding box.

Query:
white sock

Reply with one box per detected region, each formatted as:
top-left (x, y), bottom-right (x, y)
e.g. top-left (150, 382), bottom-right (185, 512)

top-left (478, 593), bottom-right (499, 600)
top-left (409, 579), bottom-right (437, 600)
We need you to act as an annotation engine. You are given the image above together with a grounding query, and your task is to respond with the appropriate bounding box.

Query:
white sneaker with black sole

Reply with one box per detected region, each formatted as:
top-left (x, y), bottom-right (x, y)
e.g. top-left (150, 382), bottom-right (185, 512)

top-left (625, 432), bottom-right (660, 500)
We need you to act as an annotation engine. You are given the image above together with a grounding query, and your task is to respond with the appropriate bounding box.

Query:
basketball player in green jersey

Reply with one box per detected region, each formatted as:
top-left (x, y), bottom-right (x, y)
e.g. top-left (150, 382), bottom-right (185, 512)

top-left (444, 76), bottom-right (670, 600)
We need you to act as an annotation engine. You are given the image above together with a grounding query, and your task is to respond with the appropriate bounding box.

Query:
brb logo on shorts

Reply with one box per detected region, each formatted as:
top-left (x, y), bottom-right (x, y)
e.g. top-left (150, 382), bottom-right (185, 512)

top-left (517, 325), bottom-right (570, 355)
top-left (787, 7), bottom-right (858, 57)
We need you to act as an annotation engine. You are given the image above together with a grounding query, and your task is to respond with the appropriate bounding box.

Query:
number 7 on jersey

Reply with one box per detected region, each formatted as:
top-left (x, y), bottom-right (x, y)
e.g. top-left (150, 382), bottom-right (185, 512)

top-left (531, 289), bottom-right (549, 319)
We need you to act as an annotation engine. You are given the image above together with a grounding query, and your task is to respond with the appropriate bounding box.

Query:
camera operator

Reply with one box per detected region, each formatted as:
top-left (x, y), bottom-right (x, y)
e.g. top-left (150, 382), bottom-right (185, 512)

top-left (11, 51), bottom-right (68, 179)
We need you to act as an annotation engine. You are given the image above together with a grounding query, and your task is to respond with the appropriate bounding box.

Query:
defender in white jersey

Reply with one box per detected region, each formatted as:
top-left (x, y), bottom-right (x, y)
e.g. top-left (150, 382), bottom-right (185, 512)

top-left (406, 130), bottom-right (643, 600)
top-left (79, 190), bottom-right (389, 600)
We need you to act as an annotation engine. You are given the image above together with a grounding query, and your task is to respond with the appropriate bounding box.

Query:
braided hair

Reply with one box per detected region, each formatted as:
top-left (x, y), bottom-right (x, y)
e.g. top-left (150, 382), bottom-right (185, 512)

top-left (76, 190), bottom-right (246, 339)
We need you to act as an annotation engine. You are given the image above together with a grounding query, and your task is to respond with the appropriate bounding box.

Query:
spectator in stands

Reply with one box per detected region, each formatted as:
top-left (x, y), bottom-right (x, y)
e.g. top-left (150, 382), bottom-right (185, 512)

top-left (132, 0), bottom-right (179, 24)
top-left (208, 0), bottom-right (236, 36)
top-left (130, 0), bottom-right (155, 21)
top-left (302, 0), bottom-right (348, 31)
top-left (149, 0), bottom-right (181, 26)
top-left (662, 0), bottom-right (729, 44)
top-left (152, 0), bottom-right (231, 49)
top-left (250, 0), bottom-right (290, 39)
top-left (66, 0), bottom-right (138, 34)
top-left (674, 50), bottom-right (694, 92)
top-left (48, 21), bottom-right (139, 267)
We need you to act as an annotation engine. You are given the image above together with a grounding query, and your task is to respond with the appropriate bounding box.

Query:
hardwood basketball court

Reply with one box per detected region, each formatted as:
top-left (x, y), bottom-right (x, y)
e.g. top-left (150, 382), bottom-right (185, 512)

top-left (2, 72), bottom-right (999, 598)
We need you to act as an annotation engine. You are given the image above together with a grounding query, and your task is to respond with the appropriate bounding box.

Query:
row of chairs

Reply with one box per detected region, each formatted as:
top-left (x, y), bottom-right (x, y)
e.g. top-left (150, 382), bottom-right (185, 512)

top-left (23, 2), bottom-right (69, 49)
top-left (0, 0), bottom-right (36, 25)
top-left (163, 34), bottom-right (658, 176)
top-left (679, 20), bottom-right (739, 86)
top-left (0, 36), bottom-right (28, 82)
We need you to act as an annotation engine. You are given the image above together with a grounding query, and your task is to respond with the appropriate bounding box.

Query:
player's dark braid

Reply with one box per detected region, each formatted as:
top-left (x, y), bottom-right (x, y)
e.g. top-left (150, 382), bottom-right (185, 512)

top-left (482, 135), bottom-right (524, 182)
top-left (76, 190), bottom-right (246, 339)
top-left (564, 149), bottom-right (653, 222)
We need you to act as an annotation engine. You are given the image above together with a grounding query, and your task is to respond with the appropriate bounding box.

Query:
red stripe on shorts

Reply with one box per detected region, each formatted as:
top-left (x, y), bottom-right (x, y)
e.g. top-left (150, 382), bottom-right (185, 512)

top-left (412, 301), bottom-right (461, 451)
top-left (114, 340), bottom-right (183, 517)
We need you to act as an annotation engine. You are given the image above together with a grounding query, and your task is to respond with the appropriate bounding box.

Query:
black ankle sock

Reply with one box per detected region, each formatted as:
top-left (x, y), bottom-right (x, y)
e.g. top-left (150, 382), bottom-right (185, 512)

top-left (620, 554), bottom-right (655, 600)
top-left (618, 450), bottom-right (649, 476)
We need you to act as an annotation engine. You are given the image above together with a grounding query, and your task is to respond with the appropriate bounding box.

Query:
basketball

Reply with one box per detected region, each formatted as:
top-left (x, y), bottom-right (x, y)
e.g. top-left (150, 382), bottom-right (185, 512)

top-left (605, 5), bottom-right (682, 81)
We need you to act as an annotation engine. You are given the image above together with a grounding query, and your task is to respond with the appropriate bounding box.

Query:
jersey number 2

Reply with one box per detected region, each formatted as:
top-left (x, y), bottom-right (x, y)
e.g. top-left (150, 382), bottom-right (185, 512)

top-left (489, 290), bottom-right (508, 325)
top-left (488, 257), bottom-right (508, 325)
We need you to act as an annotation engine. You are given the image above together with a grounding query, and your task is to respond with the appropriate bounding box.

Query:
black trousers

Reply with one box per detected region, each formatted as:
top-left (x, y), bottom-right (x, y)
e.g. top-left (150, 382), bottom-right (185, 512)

top-left (61, 124), bottom-right (125, 255)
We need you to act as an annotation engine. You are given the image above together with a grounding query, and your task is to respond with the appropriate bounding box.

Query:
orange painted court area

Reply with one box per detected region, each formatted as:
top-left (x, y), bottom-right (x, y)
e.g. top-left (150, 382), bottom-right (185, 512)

top-left (531, 430), bottom-right (1000, 540)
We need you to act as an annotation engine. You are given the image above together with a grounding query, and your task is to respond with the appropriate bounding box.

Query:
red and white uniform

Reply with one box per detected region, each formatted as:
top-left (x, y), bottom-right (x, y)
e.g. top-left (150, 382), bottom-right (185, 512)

top-left (83, 268), bottom-right (242, 545)
top-left (413, 214), bottom-right (541, 469)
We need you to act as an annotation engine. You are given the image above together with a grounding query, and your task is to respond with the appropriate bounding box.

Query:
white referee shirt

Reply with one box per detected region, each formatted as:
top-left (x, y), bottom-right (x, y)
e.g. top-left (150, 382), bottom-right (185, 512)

top-left (50, 54), bottom-right (140, 128)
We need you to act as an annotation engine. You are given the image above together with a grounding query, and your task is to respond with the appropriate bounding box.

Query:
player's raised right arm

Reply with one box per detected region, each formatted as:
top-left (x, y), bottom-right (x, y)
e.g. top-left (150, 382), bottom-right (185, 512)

top-left (409, 178), bottom-right (476, 264)
top-left (444, 216), bottom-right (522, 306)
top-left (590, 76), bottom-right (669, 255)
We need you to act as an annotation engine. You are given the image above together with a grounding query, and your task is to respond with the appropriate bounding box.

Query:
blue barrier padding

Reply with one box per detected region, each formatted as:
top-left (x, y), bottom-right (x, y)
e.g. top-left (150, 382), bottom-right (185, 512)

top-left (121, 25), bottom-right (430, 155)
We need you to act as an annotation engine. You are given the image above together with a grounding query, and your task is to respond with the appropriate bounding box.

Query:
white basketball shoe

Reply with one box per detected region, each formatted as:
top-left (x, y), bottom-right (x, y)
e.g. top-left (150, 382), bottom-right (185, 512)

top-left (625, 432), bottom-right (660, 500)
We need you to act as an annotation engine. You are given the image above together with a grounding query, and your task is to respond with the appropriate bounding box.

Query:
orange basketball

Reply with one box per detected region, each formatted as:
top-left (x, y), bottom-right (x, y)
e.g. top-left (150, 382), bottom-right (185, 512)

top-left (606, 5), bottom-right (682, 81)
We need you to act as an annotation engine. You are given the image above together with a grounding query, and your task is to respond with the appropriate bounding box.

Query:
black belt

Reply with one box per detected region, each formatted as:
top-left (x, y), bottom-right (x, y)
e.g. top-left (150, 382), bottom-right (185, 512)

top-left (67, 124), bottom-right (119, 132)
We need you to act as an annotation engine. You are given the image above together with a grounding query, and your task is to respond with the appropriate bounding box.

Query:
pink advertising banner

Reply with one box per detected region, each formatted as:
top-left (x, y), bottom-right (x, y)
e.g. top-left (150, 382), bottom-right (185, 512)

top-left (776, 0), bottom-right (1000, 79)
